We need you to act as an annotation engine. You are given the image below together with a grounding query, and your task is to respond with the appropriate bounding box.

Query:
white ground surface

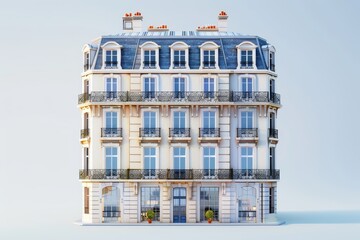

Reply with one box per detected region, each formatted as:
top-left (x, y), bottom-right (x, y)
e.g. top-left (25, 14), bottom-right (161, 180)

top-left (1, 211), bottom-right (359, 240)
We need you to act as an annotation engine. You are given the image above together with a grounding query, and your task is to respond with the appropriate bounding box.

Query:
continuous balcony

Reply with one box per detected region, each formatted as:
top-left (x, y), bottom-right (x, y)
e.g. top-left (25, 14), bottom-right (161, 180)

top-left (198, 128), bottom-right (221, 143)
top-left (79, 169), bottom-right (280, 180)
top-left (78, 91), bottom-right (281, 105)
top-left (268, 128), bottom-right (279, 144)
top-left (168, 128), bottom-right (191, 143)
top-left (139, 128), bottom-right (161, 143)
top-left (101, 128), bottom-right (123, 143)
top-left (236, 128), bottom-right (258, 144)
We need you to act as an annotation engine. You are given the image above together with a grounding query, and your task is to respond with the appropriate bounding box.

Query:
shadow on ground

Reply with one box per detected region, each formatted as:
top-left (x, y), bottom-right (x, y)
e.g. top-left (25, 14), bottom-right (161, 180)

top-left (278, 211), bottom-right (360, 224)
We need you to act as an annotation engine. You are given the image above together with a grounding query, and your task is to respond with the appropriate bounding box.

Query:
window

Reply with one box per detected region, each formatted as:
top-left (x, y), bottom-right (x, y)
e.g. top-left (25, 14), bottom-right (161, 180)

top-left (240, 50), bottom-right (253, 68)
top-left (84, 79), bottom-right (89, 94)
top-left (200, 187), bottom-right (219, 221)
top-left (173, 50), bottom-right (186, 68)
top-left (105, 50), bottom-right (118, 68)
top-left (204, 78), bottom-right (215, 98)
top-left (240, 111), bottom-right (253, 129)
top-left (84, 187), bottom-right (89, 214)
top-left (203, 50), bottom-right (216, 68)
top-left (84, 52), bottom-right (90, 71)
top-left (270, 52), bottom-right (275, 71)
top-left (144, 50), bottom-right (156, 68)
top-left (174, 77), bottom-right (186, 98)
top-left (144, 147), bottom-right (156, 178)
top-left (173, 111), bottom-right (186, 129)
top-left (203, 147), bottom-right (216, 177)
top-left (269, 187), bottom-right (275, 213)
top-left (102, 186), bottom-right (120, 222)
top-left (270, 79), bottom-right (276, 102)
top-left (104, 112), bottom-right (118, 137)
top-left (105, 78), bottom-right (118, 99)
top-left (83, 112), bottom-right (89, 129)
top-left (83, 147), bottom-right (89, 173)
top-left (270, 147), bottom-right (275, 173)
top-left (240, 147), bottom-right (253, 176)
top-left (141, 187), bottom-right (160, 221)
top-left (201, 111), bottom-right (217, 137)
top-left (239, 187), bottom-right (256, 223)
top-left (173, 147), bottom-right (186, 179)
top-left (105, 147), bottom-right (118, 177)
top-left (143, 111), bottom-right (156, 131)
top-left (144, 77), bottom-right (156, 99)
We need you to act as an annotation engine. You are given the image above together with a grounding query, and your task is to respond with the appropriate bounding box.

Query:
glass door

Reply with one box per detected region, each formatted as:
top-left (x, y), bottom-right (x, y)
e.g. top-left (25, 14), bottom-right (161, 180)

top-left (173, 188), bottom-right (186, 223)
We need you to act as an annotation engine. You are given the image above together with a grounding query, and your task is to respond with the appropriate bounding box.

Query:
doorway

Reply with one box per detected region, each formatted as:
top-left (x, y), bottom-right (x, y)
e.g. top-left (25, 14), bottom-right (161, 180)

top-left (173, 188), bottom-right (186, 223)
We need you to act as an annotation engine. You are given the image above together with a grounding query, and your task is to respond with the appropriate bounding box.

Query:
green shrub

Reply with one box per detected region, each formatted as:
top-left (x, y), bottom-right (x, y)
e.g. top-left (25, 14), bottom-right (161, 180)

top-left (146, 209), bottom-right (155, 220)
top-left (205, 210), bottom-right (214, 220)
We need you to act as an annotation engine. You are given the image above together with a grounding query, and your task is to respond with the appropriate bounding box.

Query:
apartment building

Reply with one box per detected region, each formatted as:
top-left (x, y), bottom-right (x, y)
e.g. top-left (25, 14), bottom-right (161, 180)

top-left (78, 11), bottom-right (281, 224)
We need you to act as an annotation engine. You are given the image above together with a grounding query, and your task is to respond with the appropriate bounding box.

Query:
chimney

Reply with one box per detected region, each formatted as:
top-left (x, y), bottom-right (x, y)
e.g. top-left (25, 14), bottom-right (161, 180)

top-left (218, 11), bottom-right (228, 32)
top-left (122, 12), bottom-right (143, 32)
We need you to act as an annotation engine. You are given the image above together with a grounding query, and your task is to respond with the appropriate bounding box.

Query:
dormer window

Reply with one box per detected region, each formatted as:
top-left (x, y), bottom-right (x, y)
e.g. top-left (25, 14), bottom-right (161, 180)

top-left (82, 44), bottom-right (96, 72)
top-left (199, 42), bottom-right (220, 69)
top-left (170, 42), bottom-right (190, 69)
top-left (237, 41), bottom-right (257, 69)
top-left (101, 41), bottom-right (122, 69)
top-left (140, 42), bottom-right (160, 69)
top-left (84, 52), bottom-right (90, 71)
top-left (144, 50), bottom-right (156, 68)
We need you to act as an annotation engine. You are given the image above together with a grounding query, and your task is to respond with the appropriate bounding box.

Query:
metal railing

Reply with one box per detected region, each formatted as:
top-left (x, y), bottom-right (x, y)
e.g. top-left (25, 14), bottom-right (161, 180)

top-left (199, 128), bottom-right (220, 138)
top-left (237, 128), bottom-right (258, 138)
top-left (80, 129), bottom-right (89, 138)
top-left (101, 128), bottom-right (122, 138)
top-left (139, 128), bottom-right (161, 137)
top-left (143, 61), bottom-right (157, 68)
top-left (240, 61), bottom-right (253, 68)
top-left (169, 128), bottom-right (191, 138)
top-left (103, 211), bottom-right (120, 218)
top-left (104, 61), bottom-right (118, 68)
top-left (202, 61), bottom-right (216, 68)
top-left (79, 169), bottom-right (280, 180)
top-left (268, 128), bottom-right (278, 138)
top-left (173, 61), bottom-right (186, 68)
top-left (78, 91), bottom-right (280, 105)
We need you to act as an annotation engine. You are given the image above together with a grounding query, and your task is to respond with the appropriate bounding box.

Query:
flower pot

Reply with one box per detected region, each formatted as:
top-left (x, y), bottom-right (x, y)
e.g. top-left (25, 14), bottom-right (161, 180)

top-left (207, 218), bottom-right (212, 224)
top-left (147, 219), bottom-right (152, 224)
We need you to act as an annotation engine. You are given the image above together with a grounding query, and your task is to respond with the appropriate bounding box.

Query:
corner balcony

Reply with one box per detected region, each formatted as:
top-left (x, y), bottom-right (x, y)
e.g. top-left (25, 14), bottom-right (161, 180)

top-left (101, 128), bottom-right (123, 143)
top-left (139, 128), bottom-right (161, 143)
top-left (168, 128), bottom-right (191, 143)
top-left (80, 129), bottom-right (90, 144)
top-left (198, 128), bottom-right (221, 144)
top-left (79, 169), bottom-right (280, 181)
top-left (78, 91), bottom-right (281, 106)
top-left (236, 128), bottom-right (258, 144)
top-left (268, 128), bottom-right (279, 144)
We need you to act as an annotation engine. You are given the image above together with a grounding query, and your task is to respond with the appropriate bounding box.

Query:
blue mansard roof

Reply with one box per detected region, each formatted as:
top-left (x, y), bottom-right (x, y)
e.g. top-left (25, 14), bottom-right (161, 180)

top-left (92, 31), bottom-right (273, 70)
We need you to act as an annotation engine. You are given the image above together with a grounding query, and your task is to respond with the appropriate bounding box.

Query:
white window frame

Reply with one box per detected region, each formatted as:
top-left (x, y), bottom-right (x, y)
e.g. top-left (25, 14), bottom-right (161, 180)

top-left (103, 144), bottom-right (121, 176)
top-left (238, 108), bottom-right (257, 129)
top-left (171, 145), bottom-right (189, 170)
top-left (141, 144), bottom-right (160, 178)
top-left (142, 74), bottom-right (159, 91)
top-left (199, 42), bottom-right (220, 69)
top-left (141, 108), bottom-right (159, 128)
top-left (238, 144), bottom-right (257, 170)
top-left (104, 75), bottom-right (121, 92)
top-left (201, 144), bottom-right (219, 178)
top-left (200, 108), bottom-right (218, 129)
top-left (236, 41), bottom-right (257, 70)
top-left (140, 41), bottom-right (161, 69)
top-left (103, 108), bottom-right (121, 128)
top-left (101, 41), bottom-right (122, 69)
top-left (169, 42), bottom-right (190, 69)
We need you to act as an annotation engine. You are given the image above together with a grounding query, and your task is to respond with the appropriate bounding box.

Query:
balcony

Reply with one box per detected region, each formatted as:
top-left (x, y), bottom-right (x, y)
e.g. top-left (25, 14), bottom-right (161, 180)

top-left (78, 91), bottom-right (281, 105)
top-left (139, 128), bottom-right (161, 143)
top-left (236, 128), bottom-right (258, 144)
top-left (101, 128), bottom-right (123, 143)
top-left (168, 128), bottom-right (191, 143)
top-left (268, 128), bottom-right (279, 144)
top-left (202, 61), bottom-right (216, 69)
top-left (198, 128), bottom-right (221, 143)
top-left (104, 61), bottom-right (118, 69)
top-left (173, 61), bottom-right (186, 69)
top-left (143, 61), bottom-right (157, 69)
top-left (80, 129), bottom-right (90, 144)
top-left (79, 169), bottom-right (280, 180)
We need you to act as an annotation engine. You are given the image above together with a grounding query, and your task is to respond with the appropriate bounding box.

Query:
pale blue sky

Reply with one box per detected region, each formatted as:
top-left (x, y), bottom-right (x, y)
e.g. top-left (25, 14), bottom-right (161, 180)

top-left (0, 0), bottom-right (360, 239)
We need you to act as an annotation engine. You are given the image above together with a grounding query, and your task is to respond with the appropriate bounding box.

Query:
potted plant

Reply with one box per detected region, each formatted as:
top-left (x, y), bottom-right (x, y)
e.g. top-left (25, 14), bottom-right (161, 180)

top-left (146, 209), bottom-right (155, 224)
top-left (205, 210), bottom-right (214, 223)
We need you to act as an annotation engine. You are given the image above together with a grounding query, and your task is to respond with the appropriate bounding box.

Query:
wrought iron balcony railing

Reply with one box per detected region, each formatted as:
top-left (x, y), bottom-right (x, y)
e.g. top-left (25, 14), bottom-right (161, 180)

top-left (237, 128), bottom-right (258, 138)
top-left (78, 91), bottom-right (281, 105)
top-left (79, 169), bottom-right (280, 180)
top-left (101, 128), bottom-right (122, 138)
top-left (139, 128), bottom-right (161, 137)
top-left (240, 61), bottom-right (254, 68)
top-left (143, 61), bottom-right (157, 68)
top-left (80, 129), bottom-right (89, 138)
top-left (104, 61), bottom-right (118, 68)
top-left (199, 128), bottom-right (220, 138)
top-left (269, 128), bottom-right (279, 138)
top-left (202, 61), bottom-right (216, 68)
top-left (103, 211), bottom-right (120, 218)
top-left (173, 61), bottom-right (186, 68)
top-left (169, 128), bottom-right (191, 138)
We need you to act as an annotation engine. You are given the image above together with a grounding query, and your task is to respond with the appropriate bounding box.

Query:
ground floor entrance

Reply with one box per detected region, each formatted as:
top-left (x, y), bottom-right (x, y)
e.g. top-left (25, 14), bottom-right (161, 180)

top-left (173, 187), bottom-right (186, 223)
